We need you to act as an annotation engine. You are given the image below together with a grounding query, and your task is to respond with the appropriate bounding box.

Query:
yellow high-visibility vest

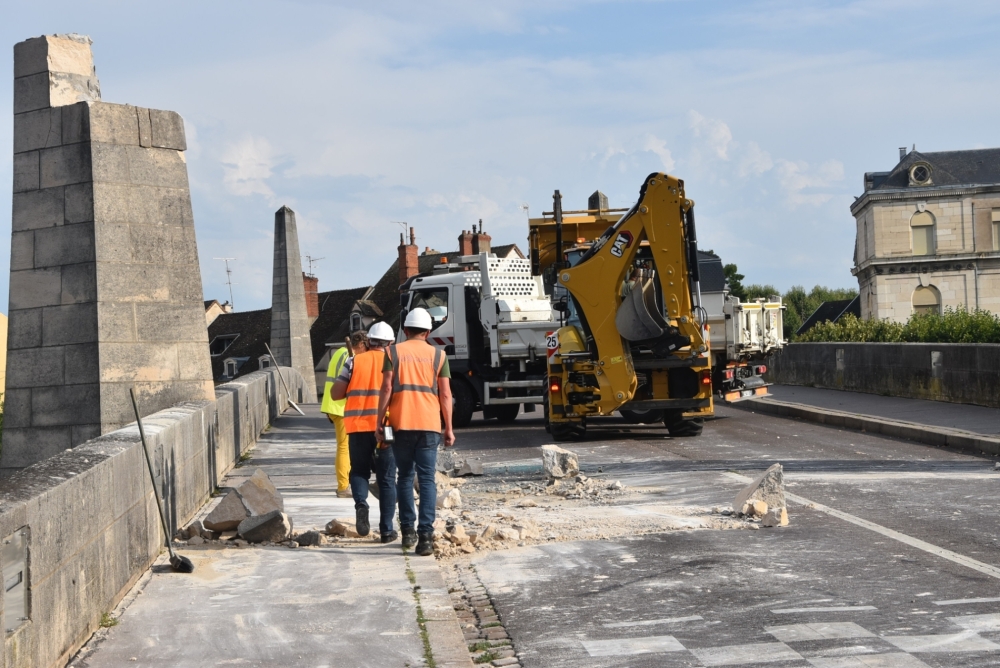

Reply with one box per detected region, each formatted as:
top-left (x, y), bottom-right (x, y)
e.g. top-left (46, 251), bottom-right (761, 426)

top-left (320, 346), bottom-right (349, 416)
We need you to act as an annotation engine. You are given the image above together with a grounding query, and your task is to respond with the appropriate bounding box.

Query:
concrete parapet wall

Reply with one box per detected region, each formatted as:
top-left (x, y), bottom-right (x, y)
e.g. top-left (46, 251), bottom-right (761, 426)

top-left (0, 367), bottom-right (306, 668)
top-left (767, 342), bottom-right (1000, 409)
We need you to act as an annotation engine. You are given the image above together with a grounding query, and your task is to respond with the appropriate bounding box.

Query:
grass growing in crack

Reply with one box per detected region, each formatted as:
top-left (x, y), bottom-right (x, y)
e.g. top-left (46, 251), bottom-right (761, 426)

top-left (473, 650), bottom-right (498, 664)
top-left (99, 612), bottom-right (119, 628)
top-left (238, 449), bottom-right (254, 465)
top-left (405, 557), bottom-right (436, 668)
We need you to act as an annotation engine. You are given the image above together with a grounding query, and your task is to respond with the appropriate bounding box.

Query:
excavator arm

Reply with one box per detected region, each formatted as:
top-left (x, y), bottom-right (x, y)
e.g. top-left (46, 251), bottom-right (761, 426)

top-left (546, 173), bottom-right (712, 438)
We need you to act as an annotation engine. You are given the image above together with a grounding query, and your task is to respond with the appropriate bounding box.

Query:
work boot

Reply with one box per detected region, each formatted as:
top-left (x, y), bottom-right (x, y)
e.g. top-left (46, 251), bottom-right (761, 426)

top-left (415, 532), bottom-right (434, 556)
top-left (380, 530), bottom-right (399, 544)
top-left (401, 527), bottom-right (418, 549)
top-left (356, 507), bottom-right (370, 537)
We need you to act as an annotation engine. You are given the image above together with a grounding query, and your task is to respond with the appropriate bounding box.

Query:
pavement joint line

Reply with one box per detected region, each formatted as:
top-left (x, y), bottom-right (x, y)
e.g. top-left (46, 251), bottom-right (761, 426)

top-left (770, 606), bottom-right (878, 614)
top-left (934, 597), bottom-right (1000, 606)
top-left (602, 615), bottom-right (703, 628)
top-left (723, 472), bottom-right (1000, 581)
top-left (736, 397), bottom-right (1000, 457)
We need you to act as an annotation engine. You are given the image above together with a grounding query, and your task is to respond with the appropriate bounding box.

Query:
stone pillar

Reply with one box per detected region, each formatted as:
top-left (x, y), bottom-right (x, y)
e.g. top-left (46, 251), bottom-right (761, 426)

top-left (270, 206), bottom-right (317, 401)
top-left (2, 34), bottom-right (215, 472)
top-left (589, 190), bottom-right (609, 212)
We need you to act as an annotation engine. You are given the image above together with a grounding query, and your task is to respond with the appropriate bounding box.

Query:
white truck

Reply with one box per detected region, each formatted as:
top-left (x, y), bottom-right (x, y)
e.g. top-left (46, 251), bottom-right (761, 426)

top-left (398, 253), bottom-right (557, 427)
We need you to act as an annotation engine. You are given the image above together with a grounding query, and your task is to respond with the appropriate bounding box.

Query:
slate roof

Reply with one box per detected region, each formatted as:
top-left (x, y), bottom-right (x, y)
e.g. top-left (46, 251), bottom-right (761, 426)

top-left (310, 286), bottom-right (371, 365)
top-left (796, 296), bottom-right (861, 336)
top-left (868, 148), bottom-right (1000, 191)
top-left (207, 308), bottom-right (272, 380)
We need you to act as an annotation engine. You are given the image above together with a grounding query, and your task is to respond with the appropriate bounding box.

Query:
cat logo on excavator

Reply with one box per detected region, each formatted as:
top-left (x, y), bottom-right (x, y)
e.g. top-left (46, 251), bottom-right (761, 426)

top-left (610, 231), bottom-right (633, 257)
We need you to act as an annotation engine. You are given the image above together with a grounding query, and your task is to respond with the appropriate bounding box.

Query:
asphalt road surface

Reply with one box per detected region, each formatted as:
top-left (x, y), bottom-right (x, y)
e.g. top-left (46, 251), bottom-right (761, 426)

top-left (451, 405), bottom-right (1000, 668)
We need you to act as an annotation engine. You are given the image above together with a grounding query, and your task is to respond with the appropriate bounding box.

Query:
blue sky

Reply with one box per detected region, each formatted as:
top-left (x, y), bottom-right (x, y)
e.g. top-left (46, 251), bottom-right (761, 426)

top-left (3, 1), bottom-right (1000, 310)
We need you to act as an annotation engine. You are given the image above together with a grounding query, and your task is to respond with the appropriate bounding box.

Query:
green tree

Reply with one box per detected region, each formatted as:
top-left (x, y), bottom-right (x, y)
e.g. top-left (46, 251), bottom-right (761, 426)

top-left (723, 264), bottom-right (746, 301)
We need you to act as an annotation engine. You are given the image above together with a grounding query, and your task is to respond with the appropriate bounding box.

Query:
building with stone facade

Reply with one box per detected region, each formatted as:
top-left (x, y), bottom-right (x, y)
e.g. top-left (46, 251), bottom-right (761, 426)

top-left (852, 147), bottom-right (1000, 321)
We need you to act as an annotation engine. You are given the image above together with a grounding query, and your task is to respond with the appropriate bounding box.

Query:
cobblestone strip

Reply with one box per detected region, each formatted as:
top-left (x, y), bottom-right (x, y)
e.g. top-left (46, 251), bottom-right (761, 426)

top-left (445, 562), bottom-right (522, 667)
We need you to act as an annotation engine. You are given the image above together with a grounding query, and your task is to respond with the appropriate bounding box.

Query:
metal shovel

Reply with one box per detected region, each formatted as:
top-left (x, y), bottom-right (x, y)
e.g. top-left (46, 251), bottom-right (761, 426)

top-left (129, 388), bottom-right (195, 574)
top-left (264, 343), bottom-right (306, 416)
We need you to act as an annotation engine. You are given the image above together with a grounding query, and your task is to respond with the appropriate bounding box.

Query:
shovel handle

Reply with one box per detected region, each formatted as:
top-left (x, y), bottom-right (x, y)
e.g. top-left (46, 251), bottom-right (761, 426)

top-left (129, 388), bottom-right (177, 560)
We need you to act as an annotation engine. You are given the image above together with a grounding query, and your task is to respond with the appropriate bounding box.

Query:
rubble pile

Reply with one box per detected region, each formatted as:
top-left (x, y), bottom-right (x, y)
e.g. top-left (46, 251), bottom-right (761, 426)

top-left (729, 463), bottom-right (789, 528)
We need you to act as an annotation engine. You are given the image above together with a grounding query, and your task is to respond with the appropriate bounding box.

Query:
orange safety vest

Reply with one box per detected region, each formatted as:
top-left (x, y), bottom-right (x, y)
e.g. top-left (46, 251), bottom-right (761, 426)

top-left (387, 339), bottom-right (445, 433)
top-left (343, 350), bottom-right (386, 434)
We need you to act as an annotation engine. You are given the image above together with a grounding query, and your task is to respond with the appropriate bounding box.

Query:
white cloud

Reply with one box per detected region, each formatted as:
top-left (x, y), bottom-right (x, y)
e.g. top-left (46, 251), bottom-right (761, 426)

top-left (739, 141), bottom-right (773, 177)
top-left (642, 135), bottom-right (676, 171)
top-left (221, 136), bottom-right (276, 198)
top-left (689, 110), bottom-right (733, 160)
top-left (775, 158), bottom-right (845, 206)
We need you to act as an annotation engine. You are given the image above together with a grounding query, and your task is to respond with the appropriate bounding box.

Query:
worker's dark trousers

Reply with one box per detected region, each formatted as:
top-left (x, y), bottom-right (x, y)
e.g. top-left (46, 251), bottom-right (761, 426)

top-left (349, 432), bottom-right (398, 534)
top-left (392, 430), bottom-right (440, 535)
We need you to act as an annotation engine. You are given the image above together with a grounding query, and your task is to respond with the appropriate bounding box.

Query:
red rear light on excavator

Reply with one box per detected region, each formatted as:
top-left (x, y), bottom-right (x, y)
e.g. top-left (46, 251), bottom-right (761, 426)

top-left (700, 371), bottom-right (712, 385)
top-left (723, 369), bottom-right (734, 380)
top-left (755, 365), bottom-right (767, 375)
top-left (549, 377), bottom-right (561, 394)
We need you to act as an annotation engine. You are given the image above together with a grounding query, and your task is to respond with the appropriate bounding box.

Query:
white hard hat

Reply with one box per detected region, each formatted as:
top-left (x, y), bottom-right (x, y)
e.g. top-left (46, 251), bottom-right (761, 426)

top-left (368, 321), bottom-right (394, 342)
top-left (404, 307), bottom-right (433, 330)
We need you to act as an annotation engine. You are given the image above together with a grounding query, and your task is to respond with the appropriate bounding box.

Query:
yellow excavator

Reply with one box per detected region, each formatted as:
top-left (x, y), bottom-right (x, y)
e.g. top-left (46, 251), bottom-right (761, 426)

top-left (529, 173), bottom-right (713, 440)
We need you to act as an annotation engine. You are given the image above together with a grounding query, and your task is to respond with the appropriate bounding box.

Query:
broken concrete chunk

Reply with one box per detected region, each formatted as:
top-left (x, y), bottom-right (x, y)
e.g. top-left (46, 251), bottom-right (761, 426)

top-left (448, 524), bottom-right (470, 545)
top-left (203, 489), bottom-right (251, 531)
top-left (219, 531), bottom-right (237, 541)
top-left (238, 510), bottom-right (293, 543)
top-left (741, 499), bottom-right (768, 518)
top-left (480, 523), bottom-right (497, 540)
top-left (761, 507), bottom-right (789, 527)
top-left (454, 459), bottom-right (484, 476)
top-left (436, 449), bottom-right (456, 473)
top-left (296, 530), bottom-right (324, 547)
top-left (541, 444), bottom-right (579, 478)
top-left (437, 488), bottom-right (462, 509)
top-left (237, 469), bottom-right (284, 516)
top-left (185, 520), bottom-right (205, 539)
top-left (325, 518), bottom-right (360, 538)
top-left (188, 536), bottom-right (205, 546)
top-left (733, 463), bottom-right (785, 515)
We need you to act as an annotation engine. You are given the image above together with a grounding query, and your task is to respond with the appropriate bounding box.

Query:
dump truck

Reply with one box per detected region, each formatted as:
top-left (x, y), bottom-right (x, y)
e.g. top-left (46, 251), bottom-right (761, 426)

top-left (397, 252), bottom-right (557, 428)
top-left (530, 174), bottom-right (714, 440)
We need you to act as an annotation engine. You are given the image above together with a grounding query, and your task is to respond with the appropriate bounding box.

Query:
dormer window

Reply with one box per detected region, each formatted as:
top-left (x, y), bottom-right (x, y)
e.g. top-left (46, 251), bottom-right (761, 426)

top-left (909, 163), bottom-right (932, 186)
top-left (350, 313), bottom-right (362, 332)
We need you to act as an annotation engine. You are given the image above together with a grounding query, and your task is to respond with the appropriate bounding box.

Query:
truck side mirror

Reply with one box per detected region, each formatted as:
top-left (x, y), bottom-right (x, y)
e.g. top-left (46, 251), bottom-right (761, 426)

top-left (554, 300), bottom-right (569, 313)
top-left (400, 293), bottom-right (409, 307)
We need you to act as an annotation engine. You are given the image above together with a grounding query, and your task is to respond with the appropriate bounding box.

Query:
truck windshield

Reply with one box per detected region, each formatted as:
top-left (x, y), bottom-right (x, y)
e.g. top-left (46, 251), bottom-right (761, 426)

top-left (409, 288), bottom-right (449, 329)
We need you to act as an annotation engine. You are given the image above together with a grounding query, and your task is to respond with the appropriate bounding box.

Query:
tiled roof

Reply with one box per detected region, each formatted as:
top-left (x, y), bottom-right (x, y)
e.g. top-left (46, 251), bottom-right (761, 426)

top-left (310, 286), bottom-right (371, 365)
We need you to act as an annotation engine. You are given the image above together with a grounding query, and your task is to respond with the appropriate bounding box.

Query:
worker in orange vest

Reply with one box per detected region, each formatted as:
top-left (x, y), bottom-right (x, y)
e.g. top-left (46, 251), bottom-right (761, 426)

top-left (330, 322), bottom-right (399, 542)
top-left (376, 307), bottom-right (455, 556)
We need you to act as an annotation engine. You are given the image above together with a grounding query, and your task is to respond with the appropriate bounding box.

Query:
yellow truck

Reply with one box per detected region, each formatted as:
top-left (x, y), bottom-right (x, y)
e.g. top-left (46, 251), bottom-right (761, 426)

top-left (529, 173), bottom-right (713, 440)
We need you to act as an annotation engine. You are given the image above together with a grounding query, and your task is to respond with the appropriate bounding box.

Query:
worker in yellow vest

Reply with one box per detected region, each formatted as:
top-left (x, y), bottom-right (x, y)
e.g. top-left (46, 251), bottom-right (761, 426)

top-left (376, 307), bottom-right (455, 556)
top-left (321, 337), bottom-right (353, 497)
top-left (330, 322), bottom-right (398, 542)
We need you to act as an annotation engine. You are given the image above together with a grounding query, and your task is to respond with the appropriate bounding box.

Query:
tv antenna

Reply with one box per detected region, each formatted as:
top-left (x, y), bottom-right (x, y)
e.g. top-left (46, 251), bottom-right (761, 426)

top-left (304, 255), bottom-right (324, 277)
top-left (520, 203), bottom-right (530, 219)
top-left (213, 257), bottom-right (237, 310)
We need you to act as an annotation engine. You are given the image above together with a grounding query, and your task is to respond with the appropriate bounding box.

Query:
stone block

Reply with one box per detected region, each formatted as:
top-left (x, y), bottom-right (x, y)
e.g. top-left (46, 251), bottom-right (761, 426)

top-left (96, 301), bottom-right (137, 343)
top-left (133, 187), bottom-right (193, 227)
top-left (61, 102), bottom-right (90, 145)
top-left (93, 223), bottom-right (133, 263)
top-left (1, 427), bottom-right (72, 467)
top-left (10, 231), bottom-right (34, 272)
top-left (14, 107), bottom-right (63, 153)
top-left (8, 308), bottom-right (42, 350)
top-left (71, 424), bottom-right (102, 445)
top-left (4, 389), bottom-right (32, 428)
top-left (89, 103), bottom-right (140, 146)
top-left (149, 109), bottom-right (187, 151)
top-left (64, 183), bottom-right (94, 223)
top-left (138, 107), bottom-right (152, 148)
top-left (64, 343), bottom-right (99, 384)
top-left (541, 444), bottom-right (579, 478)
top-left (733, 463), bottom-right (786, 514)
top-left (176, 343), bottom-right (212, 381)
top-left (33, 223), bottom-right (95, 268)
top-left (90, 182), bottom-right (131, 225)
top-left (171, 223), bottom-right (199, 261)
top-left (237, 469), bottom-right (284, 515)
top-left (13, 188), bottom-right (65, 231)
top-left (9, 267), bottom-right (62, 309)
top-left (39, 143), bottom-right (92, 188)
top-left (41, 303), bottom-right (98, 346)
top-left (124, 146), bottom-right (189, 189)
top-left (325, 518), bottom-right (360, 538)
top-left (170, 266), bottom-right (206, 302)
top-left (31, 383), bottom-right (101, 427)
top-left (13, 151), bottom-right (40, 193)
top-left (14, 36), bottom-right (49, 78)
top-left (129, 224), bottom-right (172, 264)
top-left (94, 263), bottom-right (171, 302)
top-left (133, 304), bottom-right (207, 343)
top-left (203, 489), bottom-right (250, 531)
top-left (13, 72), bottom-right (50, 114)
top-left (61, 262), bottom-right (97, 304)
top-left (89, 142), bottom-right (130, 184)
top-left (98, 343), bottom-right (177, 384)
top-left (238, 510), bottom-right (292, 543)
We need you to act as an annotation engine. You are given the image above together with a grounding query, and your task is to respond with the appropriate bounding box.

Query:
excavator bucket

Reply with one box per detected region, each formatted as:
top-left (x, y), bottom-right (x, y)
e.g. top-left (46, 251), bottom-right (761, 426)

top-left (616, 277), bottom-right (669, 341)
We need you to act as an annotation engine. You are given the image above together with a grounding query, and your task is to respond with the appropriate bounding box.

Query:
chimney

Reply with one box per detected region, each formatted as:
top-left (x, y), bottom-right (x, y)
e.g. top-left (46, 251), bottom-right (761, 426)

top-left (899, 147), bottom-right (907, 161)
top-left (472, 219), bottom-right (491, 255)
top-left (398, 227), bottom-right (419, 286)
top-left (303, 273), bottom-right (319, 320)
top-left (588, 190), bottom-right (609, 213)
top-left (458, 229), bottom-right (474, 256)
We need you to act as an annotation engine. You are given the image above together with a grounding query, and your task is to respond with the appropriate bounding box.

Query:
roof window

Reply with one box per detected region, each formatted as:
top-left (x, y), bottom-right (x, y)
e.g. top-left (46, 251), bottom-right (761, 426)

top-left (909, 163), bottom-right (932, 186)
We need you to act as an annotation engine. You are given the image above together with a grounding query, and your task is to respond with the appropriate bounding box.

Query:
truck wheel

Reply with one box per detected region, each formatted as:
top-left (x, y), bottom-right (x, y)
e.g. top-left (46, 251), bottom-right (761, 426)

top-left (451, 380), bottom-right (476, 429)
top-left (488, 404), bottom-right (520, 423)
top-left (550, 421), bottom-right (586, 441)
top-left (619, 409), bottom-right (665, 424)
top-left (663, 411), bottom-right (703, 437)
